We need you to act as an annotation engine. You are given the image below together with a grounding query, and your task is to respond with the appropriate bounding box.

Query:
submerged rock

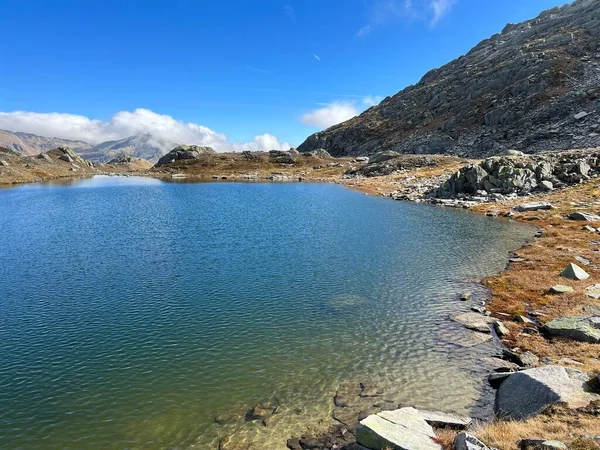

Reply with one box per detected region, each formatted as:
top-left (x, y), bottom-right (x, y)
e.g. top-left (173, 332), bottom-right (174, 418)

top-left (495, 365), bottom-right (598, 420)
top-left (543, 316), bottom-right (600, 343)
top-left (451, 312), bottom-right (493, 333)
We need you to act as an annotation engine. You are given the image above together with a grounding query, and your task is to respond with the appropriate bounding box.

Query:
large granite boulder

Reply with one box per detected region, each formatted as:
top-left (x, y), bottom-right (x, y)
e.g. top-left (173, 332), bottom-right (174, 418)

top-left (356, 407), bottom-right (441, 450)
top-left (495, 365), bottom-right (598, 420)
top-left (543, 316), bottom-right (600, 343)
top-left (302, 148), bottom-right (332, 158)
top-left (369, 150), bottom-right (401, 164)
top-left (155, 145), bottom-right (215, 166)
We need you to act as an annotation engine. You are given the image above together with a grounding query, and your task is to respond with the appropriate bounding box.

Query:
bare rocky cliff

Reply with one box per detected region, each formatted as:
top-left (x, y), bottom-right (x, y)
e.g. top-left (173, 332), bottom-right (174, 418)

top-left (298, 0), bottom-right (600, 158)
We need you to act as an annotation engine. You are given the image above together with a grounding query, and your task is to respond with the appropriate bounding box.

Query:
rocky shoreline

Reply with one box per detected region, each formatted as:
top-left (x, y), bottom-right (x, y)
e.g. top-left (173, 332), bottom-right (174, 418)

top-left (2, 144), bottom-right (600, 449)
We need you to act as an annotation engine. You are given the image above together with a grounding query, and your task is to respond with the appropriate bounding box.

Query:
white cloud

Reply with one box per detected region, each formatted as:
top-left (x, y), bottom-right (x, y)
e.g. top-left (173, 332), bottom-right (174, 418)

top-left (357, 0), bottom-right (457, 35)
top-left (313, 54), bottom-right (321, 61)
top-left (362, 95), bottom-right (383, 107)
top-left (284, 4), bottom-right (296, 22)
top-left (0, 108), bottom-right (291, 153)
top-left (430, 0), bottom-right (457, 26)
top-left (357, 25), bottom-right (372, 37)
top-left (301, 102), bottom-right (359, 129)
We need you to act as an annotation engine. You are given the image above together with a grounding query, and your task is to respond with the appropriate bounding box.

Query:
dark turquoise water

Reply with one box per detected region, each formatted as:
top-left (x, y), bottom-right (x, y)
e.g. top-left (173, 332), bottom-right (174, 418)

top-left (0, 176), bottom-right (534, 449)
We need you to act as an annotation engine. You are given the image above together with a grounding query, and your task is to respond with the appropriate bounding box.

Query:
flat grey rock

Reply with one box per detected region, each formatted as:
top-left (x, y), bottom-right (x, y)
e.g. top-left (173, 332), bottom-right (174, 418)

top-left (451, 312), bottom-right (493, 333)
top-left (495, 365), bottom-right (598, 420)
top-left (585, 284), bottom-right (600, 299)
top-left (514, 202), bottom-right (554, 212)
top-left (419, 410), bottom-right (471, 429)
top-left (356, 407), bottom-right (441, 450)
top-left (550, 285), bottom-right (574, 294)
top-left (544, 316), bottom-right (600, 343)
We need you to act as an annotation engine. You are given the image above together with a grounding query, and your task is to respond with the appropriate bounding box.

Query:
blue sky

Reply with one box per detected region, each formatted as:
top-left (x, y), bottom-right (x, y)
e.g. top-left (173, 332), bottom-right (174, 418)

top-left (0, 0), bottom-right (572, 150)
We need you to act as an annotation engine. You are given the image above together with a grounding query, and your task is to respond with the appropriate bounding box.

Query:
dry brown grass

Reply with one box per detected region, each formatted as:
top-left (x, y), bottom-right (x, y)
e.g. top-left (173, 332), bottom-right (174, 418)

top-left (149, 152), bottom-right (352, 182)
top-left (475, 404), bottom-right (600, 450)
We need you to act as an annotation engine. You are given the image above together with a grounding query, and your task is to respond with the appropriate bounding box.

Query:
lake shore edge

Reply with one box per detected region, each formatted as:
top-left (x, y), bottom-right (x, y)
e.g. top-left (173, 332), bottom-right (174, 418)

top-left (3, 150), bottom-right (599, 449)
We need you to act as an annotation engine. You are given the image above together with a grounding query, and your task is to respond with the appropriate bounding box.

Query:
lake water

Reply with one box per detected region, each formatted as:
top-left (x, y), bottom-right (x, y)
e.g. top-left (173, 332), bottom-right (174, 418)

top-left (0, 176), bottom-right (534, 449)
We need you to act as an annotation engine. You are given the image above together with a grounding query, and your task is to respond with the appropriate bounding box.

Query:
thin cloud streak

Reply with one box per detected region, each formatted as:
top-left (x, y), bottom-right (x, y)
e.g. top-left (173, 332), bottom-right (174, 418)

top-left (313, 54), bottom-right (321, 61)
top-left (284, 4), bottom-right (296, 22)
top-left (357, 0), bottom-right (457, 36)
top-left (245, 65), bottom-right (272, 74)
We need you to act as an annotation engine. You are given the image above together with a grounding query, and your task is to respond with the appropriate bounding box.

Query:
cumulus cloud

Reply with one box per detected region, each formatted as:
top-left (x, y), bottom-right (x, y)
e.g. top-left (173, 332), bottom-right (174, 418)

top-left (0, 108), bottom-right (291, 152)
top-left (357, 0), bottom-right (457, 35)
top-left (301, 102), bottom-right (359, 129)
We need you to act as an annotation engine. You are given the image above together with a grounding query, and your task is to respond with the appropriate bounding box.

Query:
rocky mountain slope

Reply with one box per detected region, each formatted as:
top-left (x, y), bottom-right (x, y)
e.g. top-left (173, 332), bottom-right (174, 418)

top-left (0, 129), bottom-right (90, 156)
top-left (77, 133), bottom-right (177, 162)
top-left (0, 146), bottom-right (96, 185)
top-left (0, 129), bottom-right (177, 162)
top-left (299, 0), bottom-right (600, 158)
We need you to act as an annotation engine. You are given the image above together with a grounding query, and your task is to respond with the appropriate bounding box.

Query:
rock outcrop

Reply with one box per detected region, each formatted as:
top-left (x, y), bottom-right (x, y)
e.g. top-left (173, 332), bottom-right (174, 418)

top-left (299, 0), bottom-right (600, 158)
top-left (154, 145), bottom-right (216, 167)
top-left (437, 150), bottom-right (600, 198)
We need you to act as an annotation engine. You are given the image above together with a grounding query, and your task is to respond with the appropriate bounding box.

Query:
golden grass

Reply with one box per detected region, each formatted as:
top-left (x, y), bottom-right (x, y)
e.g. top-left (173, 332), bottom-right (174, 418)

top-left (475, 404), bottom-right (600, 450)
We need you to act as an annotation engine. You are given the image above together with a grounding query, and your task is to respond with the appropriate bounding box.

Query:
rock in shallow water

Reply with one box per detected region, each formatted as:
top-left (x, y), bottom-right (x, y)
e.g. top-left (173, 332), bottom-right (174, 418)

top-left (450, 312), bottom-right (493, 333)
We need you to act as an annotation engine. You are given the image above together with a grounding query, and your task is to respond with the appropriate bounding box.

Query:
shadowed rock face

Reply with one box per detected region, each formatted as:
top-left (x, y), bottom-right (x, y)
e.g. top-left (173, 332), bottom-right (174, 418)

top-left (298, 0), bottom-right (600, 158)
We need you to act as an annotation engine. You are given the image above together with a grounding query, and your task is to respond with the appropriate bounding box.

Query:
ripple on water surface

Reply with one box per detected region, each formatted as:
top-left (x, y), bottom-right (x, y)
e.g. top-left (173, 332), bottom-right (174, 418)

top-left (0, 177), bottom-right (535, 449)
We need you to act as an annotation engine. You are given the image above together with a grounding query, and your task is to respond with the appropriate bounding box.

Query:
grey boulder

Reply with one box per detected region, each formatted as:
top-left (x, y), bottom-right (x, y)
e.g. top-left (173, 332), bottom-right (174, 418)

top-left (569, 212), bottom-right (600, 222)
top-left (495, 365), bottom-right (598, 420)
top-left (543, 316), bottom-right (600, 343)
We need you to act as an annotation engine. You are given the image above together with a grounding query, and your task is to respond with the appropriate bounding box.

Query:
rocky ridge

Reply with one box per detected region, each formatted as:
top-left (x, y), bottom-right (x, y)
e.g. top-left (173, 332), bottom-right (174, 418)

top-left (437, 149), bottom-right (600, 200)
top-left (299, 0), bottom-right (600, 158)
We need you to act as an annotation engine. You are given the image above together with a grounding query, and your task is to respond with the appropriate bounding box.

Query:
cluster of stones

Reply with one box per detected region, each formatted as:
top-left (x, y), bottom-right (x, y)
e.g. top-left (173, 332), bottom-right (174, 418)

top-left (437, 150), bottom-right (600, 199)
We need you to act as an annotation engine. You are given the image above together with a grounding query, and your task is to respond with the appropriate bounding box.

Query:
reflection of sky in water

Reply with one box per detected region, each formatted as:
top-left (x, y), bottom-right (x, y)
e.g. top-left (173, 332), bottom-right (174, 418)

top-left (0, 179), bottom-right (535, 450)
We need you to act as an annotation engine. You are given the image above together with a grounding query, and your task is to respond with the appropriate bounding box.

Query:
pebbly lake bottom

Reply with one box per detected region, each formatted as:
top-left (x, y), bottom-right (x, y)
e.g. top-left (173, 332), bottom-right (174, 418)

top-left (0, 176), bottom-right (536, 449)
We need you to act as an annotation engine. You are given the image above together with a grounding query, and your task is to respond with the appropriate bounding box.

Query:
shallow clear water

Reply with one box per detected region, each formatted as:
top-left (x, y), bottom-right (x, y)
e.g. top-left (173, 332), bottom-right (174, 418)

top-left (0, 176), bottom-right (534, 449)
